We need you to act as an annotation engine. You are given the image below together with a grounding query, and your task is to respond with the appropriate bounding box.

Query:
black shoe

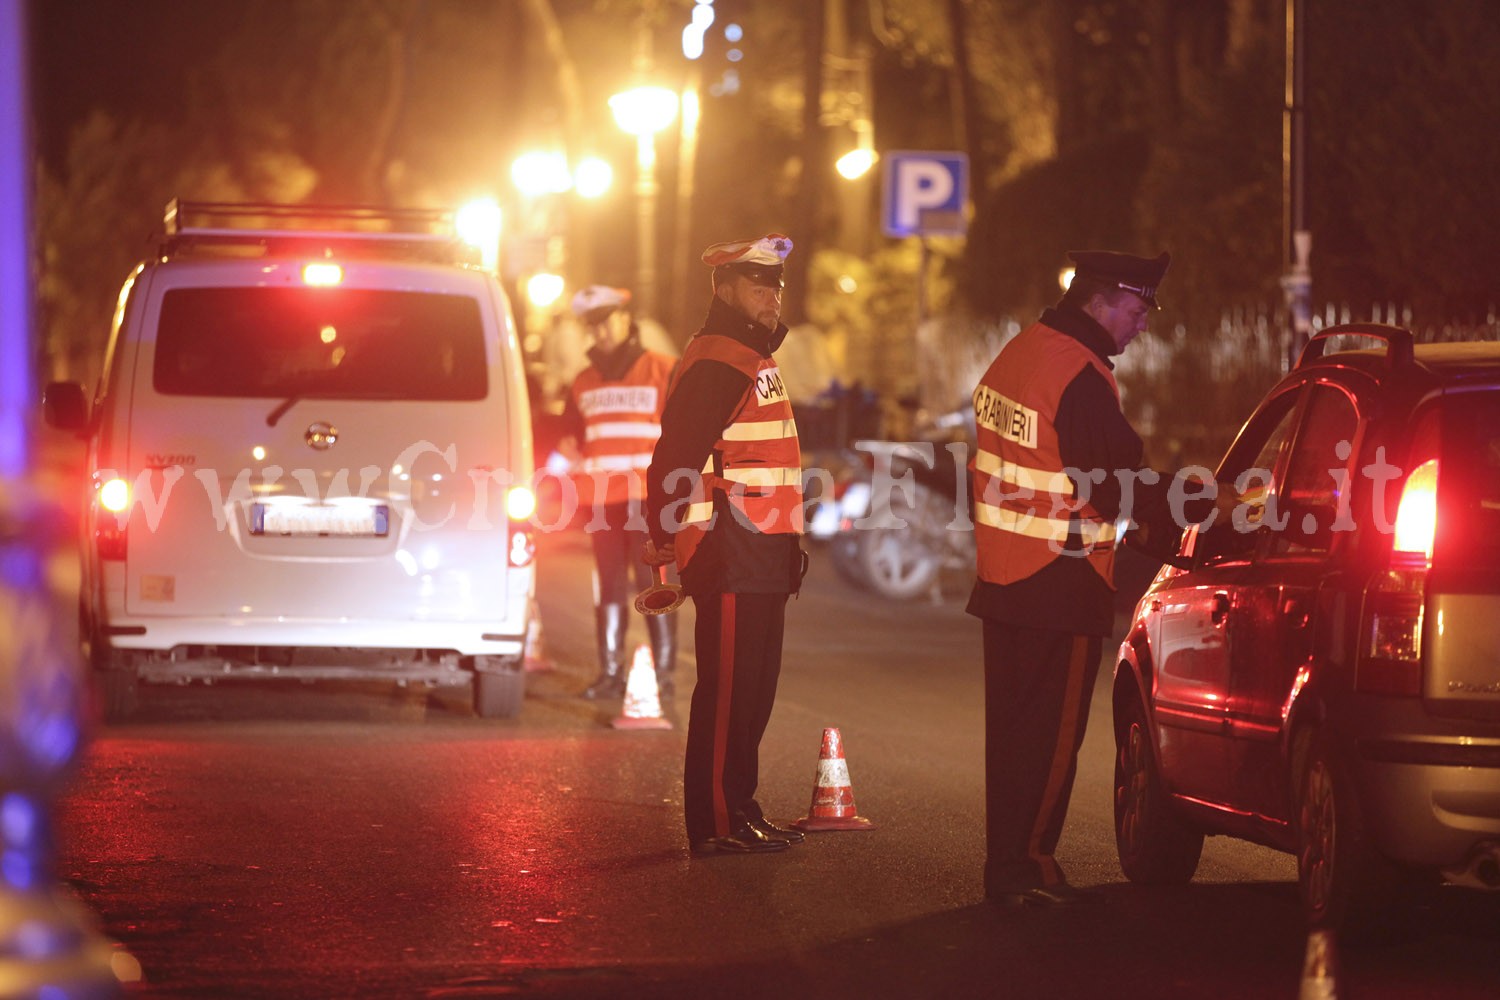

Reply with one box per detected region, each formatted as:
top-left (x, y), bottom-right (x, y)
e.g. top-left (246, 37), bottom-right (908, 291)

top-left (986, 884), bottom-right (1103, 908)
top-left (746, 815), bottom-right (805, 844)
top-left (656, 674), bottom-right (675, 698)
top-left (581, 674), bottom-right (624, 700)
top-left (690, 825), bottom-right (791, 856)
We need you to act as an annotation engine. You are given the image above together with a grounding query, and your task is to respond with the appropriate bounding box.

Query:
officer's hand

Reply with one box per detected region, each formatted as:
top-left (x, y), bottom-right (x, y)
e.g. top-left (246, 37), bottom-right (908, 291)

top-left (642, 539), bottom-right (675, 566)
top-left (1210, 482), bottom-right (1242, 525)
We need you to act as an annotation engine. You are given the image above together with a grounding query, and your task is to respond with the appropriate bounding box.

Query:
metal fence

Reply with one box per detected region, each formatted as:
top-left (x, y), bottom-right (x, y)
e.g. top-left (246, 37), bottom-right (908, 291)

top-left (906, 303), bottom-right (1499, 469)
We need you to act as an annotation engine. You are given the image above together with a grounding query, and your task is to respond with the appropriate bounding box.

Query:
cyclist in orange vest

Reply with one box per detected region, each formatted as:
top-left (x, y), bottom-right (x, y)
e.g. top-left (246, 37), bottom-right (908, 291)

top-left (644, 234), bottom-right (808, 856)
top-left (970, 250), bottom-right (1233, 906)
top-left (559, 285), bottom-right (680, 700)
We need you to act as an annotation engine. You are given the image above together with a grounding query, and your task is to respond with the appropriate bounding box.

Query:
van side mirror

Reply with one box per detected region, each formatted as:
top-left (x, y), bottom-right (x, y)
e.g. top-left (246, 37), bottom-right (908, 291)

top-left (42, 381), bottom-right (89, 434)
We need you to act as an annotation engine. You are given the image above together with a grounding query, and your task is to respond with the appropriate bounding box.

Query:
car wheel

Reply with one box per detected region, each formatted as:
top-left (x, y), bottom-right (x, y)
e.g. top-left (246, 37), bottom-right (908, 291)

top-left (472, 658), bottom-right (525, 719)
top-left (97, 659), bottom-right (139, 723)
top-left (856, 485), bottom-right (947, 601)
top-left (828, 533), bottom-right (868, 591)
top-left (1114, 690), bottom-right (1203, 884)
top-left (1295, 728), bottom-right (1408, 939)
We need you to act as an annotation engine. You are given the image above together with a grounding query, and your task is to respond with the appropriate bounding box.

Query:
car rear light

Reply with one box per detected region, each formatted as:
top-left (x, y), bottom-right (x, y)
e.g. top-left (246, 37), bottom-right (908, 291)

top-left (1392, 458), bottom-right (1438, 565)
top-left (1358, 458), bottom-right (1439, 697)
top-left (505, 486), bottom-right (537, 568)
top-left (1362, 575), bottom-right (1424, 696)
top-left (301, 262), bottom-right (344, 286)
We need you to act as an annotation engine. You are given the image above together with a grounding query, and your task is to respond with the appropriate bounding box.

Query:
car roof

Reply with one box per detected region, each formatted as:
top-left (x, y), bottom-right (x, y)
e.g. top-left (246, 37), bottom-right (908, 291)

top-left (1298, 328), bottom-right (1500, 390)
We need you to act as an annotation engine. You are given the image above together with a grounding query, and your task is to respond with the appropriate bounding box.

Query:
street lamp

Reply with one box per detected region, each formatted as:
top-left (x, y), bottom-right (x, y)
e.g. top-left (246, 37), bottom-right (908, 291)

top-left (609, 85), bottom-right (678, 320)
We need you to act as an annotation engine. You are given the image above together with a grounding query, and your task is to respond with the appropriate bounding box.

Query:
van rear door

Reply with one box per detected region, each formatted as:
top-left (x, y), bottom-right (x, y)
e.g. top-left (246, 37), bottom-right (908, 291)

top-left (119, 263), bottom-right (515, 628)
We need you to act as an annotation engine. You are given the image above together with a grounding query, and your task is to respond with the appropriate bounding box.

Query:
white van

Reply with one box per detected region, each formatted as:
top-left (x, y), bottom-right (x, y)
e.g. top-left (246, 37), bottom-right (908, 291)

top-left (44, 201), bottom-right (536, 719)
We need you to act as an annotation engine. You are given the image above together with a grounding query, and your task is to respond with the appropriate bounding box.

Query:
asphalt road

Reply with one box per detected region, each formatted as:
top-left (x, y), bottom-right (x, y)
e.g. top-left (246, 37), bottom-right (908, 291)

top-left (47, 531), bottom-right (1500, 999)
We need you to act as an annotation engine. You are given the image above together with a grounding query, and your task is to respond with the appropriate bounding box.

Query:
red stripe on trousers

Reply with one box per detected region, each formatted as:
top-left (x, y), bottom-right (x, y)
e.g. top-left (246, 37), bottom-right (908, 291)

top-left (711, 592), bottom-right (737, 836)
top-left (1027, 634), bottom-right (1090, 885)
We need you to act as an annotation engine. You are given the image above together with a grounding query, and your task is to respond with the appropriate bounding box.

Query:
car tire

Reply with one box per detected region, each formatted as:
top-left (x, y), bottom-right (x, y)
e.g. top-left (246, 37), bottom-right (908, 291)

top-left (1295, 728), bottom-right (1410, 939)
top-left (97, 662), bottom-right (139, 723)
top-left (856, 485), bottom-right (946, 601)
top-left (828, 533), bottom-right (868, 591)
top-left (472, 659), bottom-right (525, 719)
top-left (1114, 690), bottom-right (1204, 884)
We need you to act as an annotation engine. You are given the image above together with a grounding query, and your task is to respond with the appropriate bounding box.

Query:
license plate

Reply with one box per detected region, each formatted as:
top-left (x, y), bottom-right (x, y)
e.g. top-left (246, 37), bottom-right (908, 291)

top-left (251, 502), bottom-right (389, 537)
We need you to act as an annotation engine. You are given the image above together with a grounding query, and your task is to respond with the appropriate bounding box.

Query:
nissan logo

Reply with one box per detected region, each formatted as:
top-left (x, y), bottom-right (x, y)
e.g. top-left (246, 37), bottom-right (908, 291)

top-left (305, 421), bottom-right (339, 450)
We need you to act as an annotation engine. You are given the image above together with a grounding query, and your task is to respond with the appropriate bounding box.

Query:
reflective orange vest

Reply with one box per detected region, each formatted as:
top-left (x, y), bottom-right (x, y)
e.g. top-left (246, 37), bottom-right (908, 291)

top-left (570, 351), bottom-right (676, 506)
top-left (666, 334), bottom-right (803, 575)
top-left (971, 322), bottom-right (1119, 587)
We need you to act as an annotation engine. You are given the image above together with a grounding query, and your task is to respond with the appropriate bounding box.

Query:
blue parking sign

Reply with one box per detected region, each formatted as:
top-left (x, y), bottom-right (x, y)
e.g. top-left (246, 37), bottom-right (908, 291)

top-left (882, 151), bottom-right (969, 237)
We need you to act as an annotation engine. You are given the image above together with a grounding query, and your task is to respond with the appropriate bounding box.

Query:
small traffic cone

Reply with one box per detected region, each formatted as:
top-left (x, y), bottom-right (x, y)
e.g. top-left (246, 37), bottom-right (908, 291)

top-left (523, 599), bottom-right (552, 672)
top-left (611, 644), bottom-right (673, 730)
top-left (792, 727), bottom-right (876, 831)
top-left (1298, 928), bottom-right (1340, 1000)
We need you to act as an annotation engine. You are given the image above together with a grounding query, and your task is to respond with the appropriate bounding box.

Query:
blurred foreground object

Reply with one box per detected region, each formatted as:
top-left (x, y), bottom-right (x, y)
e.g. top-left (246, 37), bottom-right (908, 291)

top-left (1, 0), bottom-right (128, 992)
top-left (0, 485), bottom-right (125, 998)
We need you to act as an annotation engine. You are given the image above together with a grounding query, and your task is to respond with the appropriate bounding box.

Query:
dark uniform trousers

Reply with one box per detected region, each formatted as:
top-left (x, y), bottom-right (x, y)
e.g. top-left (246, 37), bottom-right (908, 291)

top-left (587, 502), bottom-right (653, 606)
top-left (982, 619), bottom-right (1102, 893)
top-left (683, 590), bottom-right (787, 843)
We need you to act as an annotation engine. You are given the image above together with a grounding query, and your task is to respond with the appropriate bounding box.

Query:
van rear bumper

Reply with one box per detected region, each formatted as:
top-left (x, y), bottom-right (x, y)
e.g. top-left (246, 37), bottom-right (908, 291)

top-left (101, 616), bottom-right (526, 658)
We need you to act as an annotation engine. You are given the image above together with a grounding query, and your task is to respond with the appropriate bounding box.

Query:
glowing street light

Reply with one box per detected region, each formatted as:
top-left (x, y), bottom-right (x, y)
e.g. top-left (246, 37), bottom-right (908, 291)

top-left (573, 157), bottom-right (614, 199)
top-left (609, 86), bottom-right (679, 139)
top-left (836, 148), bottom-right (878, 180)
top-left (525, 272), bottom-right (565, 309)
top-left (609, 86), bottom-right (679, 320)
top-left (511, 151), bottom-right (572, 197)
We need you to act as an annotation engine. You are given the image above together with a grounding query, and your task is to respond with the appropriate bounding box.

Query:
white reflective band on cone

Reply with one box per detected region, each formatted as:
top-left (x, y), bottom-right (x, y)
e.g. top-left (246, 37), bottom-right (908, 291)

top-left (817, 758), bottom-right (851, 786)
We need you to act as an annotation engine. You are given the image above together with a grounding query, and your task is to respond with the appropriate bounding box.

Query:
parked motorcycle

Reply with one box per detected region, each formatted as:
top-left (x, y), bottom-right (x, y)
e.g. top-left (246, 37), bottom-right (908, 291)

top-left (817, 410), bottom-right (976, 602)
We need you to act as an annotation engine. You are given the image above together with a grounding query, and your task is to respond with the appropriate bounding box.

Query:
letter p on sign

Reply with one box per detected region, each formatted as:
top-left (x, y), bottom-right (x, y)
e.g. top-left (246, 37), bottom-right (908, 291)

top-left (882, 151), bottom-right (969, 238)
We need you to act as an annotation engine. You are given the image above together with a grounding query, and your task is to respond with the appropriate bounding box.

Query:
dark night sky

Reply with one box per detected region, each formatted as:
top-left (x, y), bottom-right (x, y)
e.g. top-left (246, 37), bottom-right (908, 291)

top-left (30, 1), bottom-right (232, 168)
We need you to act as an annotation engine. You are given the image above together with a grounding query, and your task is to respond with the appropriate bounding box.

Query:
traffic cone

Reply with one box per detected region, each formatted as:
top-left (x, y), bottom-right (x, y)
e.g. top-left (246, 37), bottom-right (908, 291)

top-left (1298, 928), bottom-right (1340, 1000)
top-left (611, 644), bottom-right (673, 730)
top-left (792, 727), bottom-right (876, 831)
top-left (523, 598), bottom-right (552, 672)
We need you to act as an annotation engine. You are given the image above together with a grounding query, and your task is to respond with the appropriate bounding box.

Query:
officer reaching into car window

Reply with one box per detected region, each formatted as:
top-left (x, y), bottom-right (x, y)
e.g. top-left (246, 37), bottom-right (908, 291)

top-left (969, 249), bottom-right (1237, 906)
top-left (644, 233), bottom-right (809, 856)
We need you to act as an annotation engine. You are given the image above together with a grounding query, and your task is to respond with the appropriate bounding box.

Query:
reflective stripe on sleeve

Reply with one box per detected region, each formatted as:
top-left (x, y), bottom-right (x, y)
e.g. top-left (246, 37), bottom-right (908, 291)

top-left (721, 419), bottom-right (797, 442)
top-left (682, 501), bottom-right (714, 526)
top-left (721, 465), bottom-right (801, 488)
top-left (580, 454), bottom-right (653, 473)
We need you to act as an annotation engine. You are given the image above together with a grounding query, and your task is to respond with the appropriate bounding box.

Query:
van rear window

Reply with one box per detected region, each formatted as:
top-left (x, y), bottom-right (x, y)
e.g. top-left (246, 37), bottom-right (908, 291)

top-left (153, 287), bottom-right (487, 400)
top-left (1435, 390), bottom-right (1500, 571)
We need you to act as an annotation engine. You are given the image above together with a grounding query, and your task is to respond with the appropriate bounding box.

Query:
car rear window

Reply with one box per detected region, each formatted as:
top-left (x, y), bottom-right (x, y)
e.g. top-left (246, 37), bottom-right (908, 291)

top-left (1435, 389), bottom-right (1500, 570)
top-left (153, 287), bottom-right (488, 400)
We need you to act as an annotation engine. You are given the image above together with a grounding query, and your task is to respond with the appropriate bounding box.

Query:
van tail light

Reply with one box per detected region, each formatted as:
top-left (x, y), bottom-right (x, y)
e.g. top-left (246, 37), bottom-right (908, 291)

top-left (506, 486), bottom-right (537, 568)
top-left (1359, 459), bottom-right (1439, 697)
top-left (96, 476), bottom-right (130, 561)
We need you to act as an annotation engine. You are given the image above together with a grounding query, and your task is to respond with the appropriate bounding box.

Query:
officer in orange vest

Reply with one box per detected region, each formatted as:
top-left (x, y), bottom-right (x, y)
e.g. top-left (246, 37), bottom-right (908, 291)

top-left (969, 250), bottom-right (1232, 906)
top-left (644, 234), bottom-right (808, 856)
top-left (559, 285), bottom-right (680, 700)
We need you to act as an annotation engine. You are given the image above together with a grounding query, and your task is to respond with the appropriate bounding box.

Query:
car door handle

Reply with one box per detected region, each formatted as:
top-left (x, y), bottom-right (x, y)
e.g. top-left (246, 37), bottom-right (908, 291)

top-left (1283, 595), bottom-right (1311, 629)
top-left (1211, 592), bottom-right (1231, 627)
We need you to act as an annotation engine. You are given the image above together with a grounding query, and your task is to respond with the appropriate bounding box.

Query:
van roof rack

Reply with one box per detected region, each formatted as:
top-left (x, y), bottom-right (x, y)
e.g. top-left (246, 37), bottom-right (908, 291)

top-left (157, 199), bottom-right (481, 266)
